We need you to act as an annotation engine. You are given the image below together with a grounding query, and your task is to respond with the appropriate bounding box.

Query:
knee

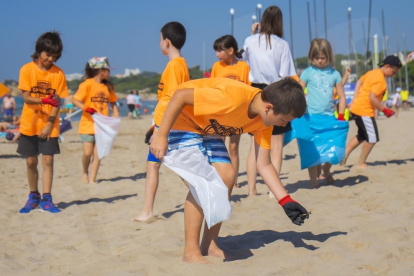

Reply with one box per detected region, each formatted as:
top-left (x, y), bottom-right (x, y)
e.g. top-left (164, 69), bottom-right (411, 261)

top-left (26, 157), bottom-right (38, 169)
top-left (146, 161), bottom-right (161, 171)
top-left (42, 156), bottom-right (54, 167)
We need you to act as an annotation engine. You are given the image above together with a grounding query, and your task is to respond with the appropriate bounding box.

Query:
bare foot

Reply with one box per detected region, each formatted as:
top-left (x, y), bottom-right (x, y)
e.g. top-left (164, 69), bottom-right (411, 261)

top-left (268, 191), bottom-right (275, 199)
top-left (355, 164), bottom-right (368, 171)
top-left (182, 252), bottom-right (212, 264)
top-left (318, 173), bottom-right (326, 180)
top-left (201, 242), bottom-right (235, 261)
top-left (340, 158), bottom-right (347, 166)
top-left (248, 190), bottom-right (257, 196)
top-left (131, 212), bottom-right (154, 222)
top-left (82, 173), bottom-right (89, 183)
top-left (311, 180), bottom-right (319, 189)
top-left (89, 180), bottom-right (97, 185)
top-left (325, 174), bottom-right (334, 185)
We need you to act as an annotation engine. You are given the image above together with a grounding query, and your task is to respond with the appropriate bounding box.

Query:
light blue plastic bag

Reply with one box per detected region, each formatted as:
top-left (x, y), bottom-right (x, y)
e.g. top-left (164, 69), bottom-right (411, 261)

top-left (283, 116), bottom-right (314, 146)
top-left (295, 114), bottom-right (349, 170)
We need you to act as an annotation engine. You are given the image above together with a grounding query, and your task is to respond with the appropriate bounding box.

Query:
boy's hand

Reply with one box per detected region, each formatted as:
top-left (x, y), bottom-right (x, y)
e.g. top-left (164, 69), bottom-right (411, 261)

top-left (279, 195), bottom-right (309, 226)
top-left (85, 107), bottom-right (96, 115)
top-left (345, 67), bottom-right (351, 76)
top-left (150, 134), bottom-right (168, 160)
top-left (252, 23), bottom-right (260, 34)
top-left (41, 94), bottom-right (60, 107)
top-left (337, 113), bottom-right (346, 121)
top-left (39, 124), bottom-right (52, 140)
top-left (382, 107), bottom-right (394, 118)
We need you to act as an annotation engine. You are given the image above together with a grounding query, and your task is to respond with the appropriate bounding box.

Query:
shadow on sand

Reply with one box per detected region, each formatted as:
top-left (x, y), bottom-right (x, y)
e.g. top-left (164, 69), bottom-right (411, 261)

top-left (57, 193), bottom-right (137, 209)
top-left (0, 154), bottom-right (24, 159)
top-left (98, 173), bottom-right (147, 183)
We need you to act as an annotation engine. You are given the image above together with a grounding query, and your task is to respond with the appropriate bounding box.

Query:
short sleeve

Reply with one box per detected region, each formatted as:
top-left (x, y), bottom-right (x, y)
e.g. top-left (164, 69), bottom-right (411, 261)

top-left (242, 38), bottom-right (249, 64)
top-left (210, 62), bottom-right (219, 78)
top-left (57, 72), bottom-right (68, 98)
top-left (278, 44), bottom-right (296, 77)
top-left (251, 126), bottom-right (272, 149)
top-left (18, 66), bottom-right (31, 92)
top-left (335, 70), bottom-right (342, 84)
top-left (370, 74), bottom-right (386, 96)
top-left (73, 82), bottom-right (88, 102)
top-left (109, 91), bottom-right (118, 102)
top-left (300, 68), bottom-right (309, 83)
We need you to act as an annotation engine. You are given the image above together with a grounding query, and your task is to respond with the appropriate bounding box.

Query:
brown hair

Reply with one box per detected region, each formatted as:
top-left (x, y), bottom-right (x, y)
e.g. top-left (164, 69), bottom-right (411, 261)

top-left (308, 38), bottom-right (333, 64)
top-left (83, 62), bottom-right (115, 92)
top-left (261, 77), bottom-right (307, 117)
top-left (259, 6), bottom-right (284, 50)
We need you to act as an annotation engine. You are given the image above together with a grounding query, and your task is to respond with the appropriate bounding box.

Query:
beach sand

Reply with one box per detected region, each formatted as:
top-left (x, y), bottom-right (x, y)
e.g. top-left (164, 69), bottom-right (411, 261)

top-left (0, 110), bottom-right (413, 276)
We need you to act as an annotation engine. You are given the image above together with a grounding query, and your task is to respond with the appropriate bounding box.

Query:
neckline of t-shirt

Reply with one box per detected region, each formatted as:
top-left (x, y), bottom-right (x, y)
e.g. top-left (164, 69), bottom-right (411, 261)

top-left (32, 61), bottom-right (55, 74)
top-left (310, 65), bottom-right (333, 71)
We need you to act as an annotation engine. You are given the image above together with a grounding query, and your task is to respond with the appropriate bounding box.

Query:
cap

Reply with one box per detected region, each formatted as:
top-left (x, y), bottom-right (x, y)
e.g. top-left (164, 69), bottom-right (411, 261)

top-left (87, 57), bottom-right (115, 70)
top-left (396, 87), bottom-right (402, 92)
top-left (378, 55), bottom-right (402, 68)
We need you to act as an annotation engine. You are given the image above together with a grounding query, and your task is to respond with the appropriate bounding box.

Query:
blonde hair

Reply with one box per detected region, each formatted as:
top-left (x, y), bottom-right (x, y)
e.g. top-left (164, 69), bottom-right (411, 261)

top-left (308, 38), bottom-right (333, 64)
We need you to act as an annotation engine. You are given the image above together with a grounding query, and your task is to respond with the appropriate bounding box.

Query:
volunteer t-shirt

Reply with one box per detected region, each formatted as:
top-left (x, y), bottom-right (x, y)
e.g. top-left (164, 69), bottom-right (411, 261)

top-left (73, 78), bottom-right (118, 134)
top-left (300, 66), bottom-right (342, 115)
top-left (156, 78), bottom-right (273, 149)
top-left (210, 61), bottom-right (251, 85)
top-left (154, 57), bottom-right (190, 126)
top-left (351, 68), bottom-right (387, 117)
top-left (18, 61), bottom-right (68, 137)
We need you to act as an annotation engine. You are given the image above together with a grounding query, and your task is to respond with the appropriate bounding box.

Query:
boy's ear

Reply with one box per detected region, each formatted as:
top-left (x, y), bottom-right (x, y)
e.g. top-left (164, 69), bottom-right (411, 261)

top-left (264, 103), bottom-right (274, 114)
top-left (165, 38), bottom-right (171, 49)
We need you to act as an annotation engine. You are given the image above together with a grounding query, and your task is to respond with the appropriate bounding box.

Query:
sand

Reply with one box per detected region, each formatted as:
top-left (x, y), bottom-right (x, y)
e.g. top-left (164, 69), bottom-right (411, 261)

top-left (0, 110), bottom-right (413, 276)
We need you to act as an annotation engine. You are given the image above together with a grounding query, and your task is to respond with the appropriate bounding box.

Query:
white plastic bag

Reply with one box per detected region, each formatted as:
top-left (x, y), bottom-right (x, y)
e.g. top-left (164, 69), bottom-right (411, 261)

top-left (92, 113), bottom-right (121, 159)
top-left (162, 146), bottom-right (232, 229)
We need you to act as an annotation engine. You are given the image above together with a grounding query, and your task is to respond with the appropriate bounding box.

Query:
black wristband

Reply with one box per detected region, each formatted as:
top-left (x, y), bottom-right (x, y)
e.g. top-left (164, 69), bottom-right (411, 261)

top-left (48, 116), bottom-right (56, 123)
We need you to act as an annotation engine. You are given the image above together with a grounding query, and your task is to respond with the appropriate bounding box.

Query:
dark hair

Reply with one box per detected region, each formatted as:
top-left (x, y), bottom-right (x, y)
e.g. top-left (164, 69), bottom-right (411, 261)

top-left (83, 62), bottom-right (115, 92)
top-left (259, 6), bottom-right (284, 50)
top-left (213, 35), bottom-right (244, 59)
top-left (31, 31), bottom-right (63, 61)
top-left (160, 21), bottom-right (186, 50)
top-left (261, 77), bottom-right (306, 117)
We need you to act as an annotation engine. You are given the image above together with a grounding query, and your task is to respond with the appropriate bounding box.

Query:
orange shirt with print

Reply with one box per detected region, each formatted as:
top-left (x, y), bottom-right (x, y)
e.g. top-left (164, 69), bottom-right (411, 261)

top-left (18, 61), bottom-right (68, 137)
top-left (73, 78), bottom-right (118, 134)
top-left (154, 57), bottom-right (190, 127)
top-left (158, 78), bottom-right (273, 149)
top-left (351, 68), bottom-right (387, 117)
top-left (210, 61), bottom-right (251, 85)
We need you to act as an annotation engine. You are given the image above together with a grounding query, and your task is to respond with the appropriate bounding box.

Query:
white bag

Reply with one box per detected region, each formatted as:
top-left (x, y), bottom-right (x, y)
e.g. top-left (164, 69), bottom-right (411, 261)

top-left (162, 146), bottom-right (232, 229)
top-left (92, 113), bottom-right (121, 159)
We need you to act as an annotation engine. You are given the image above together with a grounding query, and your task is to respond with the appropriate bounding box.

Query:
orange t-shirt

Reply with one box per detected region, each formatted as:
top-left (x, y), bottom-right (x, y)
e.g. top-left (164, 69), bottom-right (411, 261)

top-left (73, 78), bottom-right (118, 134)
top-left (18, 61), bottom-right (68, 137)
top-left (154, 57), bottom-right (190, 126)
top-left (158, 78), bottom-right (273, 149)
top-left (351, 68), bottom-right (387, 117)
top-left (210, 61), bottom-right (251, 85)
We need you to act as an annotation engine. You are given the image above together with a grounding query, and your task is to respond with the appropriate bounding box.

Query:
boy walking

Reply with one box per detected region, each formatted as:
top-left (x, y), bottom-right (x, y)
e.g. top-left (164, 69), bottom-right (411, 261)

top-left (150, 77), bottom-right (309, 263)
top-left (17, 32), bottom-right (68, 213)
top-left (133, 22), bottom-right (190, 221)
top-left (342, 56), bottom-right (401, 168)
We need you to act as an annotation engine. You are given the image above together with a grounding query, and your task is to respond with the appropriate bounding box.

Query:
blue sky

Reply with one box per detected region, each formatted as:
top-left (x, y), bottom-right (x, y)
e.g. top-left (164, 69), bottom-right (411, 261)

top-left (1, 0), bottom-right (413, 81)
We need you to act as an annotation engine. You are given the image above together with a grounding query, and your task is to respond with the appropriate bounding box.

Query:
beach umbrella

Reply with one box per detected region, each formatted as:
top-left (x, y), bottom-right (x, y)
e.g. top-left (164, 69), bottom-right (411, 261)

top-left (0, 83), bottom-right (10, 97)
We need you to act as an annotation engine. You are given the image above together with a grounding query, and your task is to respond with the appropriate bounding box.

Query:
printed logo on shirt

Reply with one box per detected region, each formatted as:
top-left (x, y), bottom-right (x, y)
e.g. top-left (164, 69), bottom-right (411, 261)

top-left (31, 81), bottom-right (56, 97)
top-left (91, 92), bottom-right (109, 113)
top-left (158, 82), bottom-right (164, 91)
top-left (223, 74), bottom-right (241, 82)
top-left (204, 119), bottom-right (243, 136)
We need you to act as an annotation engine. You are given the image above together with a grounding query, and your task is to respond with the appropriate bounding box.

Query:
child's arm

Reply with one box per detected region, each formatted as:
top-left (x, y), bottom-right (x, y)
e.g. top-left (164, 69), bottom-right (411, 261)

top-left (72, 97), bottom-right (84, 110)
top-left (255, 141), bottom-right (309, 225)
top-left (150, 88), bottom-right (194, 159)
top-left (38, 105), bottom-right (60, 140)
top-left (110, 102), bottom-right (119, 118)
top-left (351, 79), bottom-right (363, 104)
top-left (22, 91), bottom-right (59, 107)
top-left (341, 67), bottom-right (351, 86)
top-left (251, 23), bottom-right (260, 35)
top-left (336, 83), bottom-right (346, 115)
top-left (299, 80), bottom-right (306, 90)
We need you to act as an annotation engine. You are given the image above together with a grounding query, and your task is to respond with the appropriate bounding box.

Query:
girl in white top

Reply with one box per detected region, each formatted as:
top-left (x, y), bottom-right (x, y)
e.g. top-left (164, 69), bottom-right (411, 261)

top-left (392, 87), bottom-right (402, 118)
top-left (243, 5), bottom-right (297, 197)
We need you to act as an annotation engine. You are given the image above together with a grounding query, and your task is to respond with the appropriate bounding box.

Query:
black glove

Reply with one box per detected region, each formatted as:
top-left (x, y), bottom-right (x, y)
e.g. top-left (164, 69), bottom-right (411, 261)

top-left (279, 195), bottom-right (309, 226)
top-left (145, 125), bottom-right (155, 144)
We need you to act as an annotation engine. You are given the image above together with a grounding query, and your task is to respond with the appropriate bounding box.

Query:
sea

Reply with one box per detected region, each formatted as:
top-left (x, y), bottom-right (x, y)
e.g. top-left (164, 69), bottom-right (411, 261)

top-left (0, 97), bottom-right (157, 121)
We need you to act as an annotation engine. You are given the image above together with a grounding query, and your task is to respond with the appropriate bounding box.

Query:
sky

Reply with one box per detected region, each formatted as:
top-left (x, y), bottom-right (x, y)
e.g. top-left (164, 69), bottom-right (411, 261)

top-left (1, 0), bottom-right (413, 81)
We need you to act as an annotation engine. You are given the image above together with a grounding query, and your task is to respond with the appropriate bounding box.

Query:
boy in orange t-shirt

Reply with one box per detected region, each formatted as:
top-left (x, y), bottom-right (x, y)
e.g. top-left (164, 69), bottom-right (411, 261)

top-left (150, 77), bottom-right (309, 263)
top-left (17, 32), bottom-right (68, 213)
top-left (133, 22), bottom-right (190, 222)
top-left (342, 56), bottom-right (401, 168)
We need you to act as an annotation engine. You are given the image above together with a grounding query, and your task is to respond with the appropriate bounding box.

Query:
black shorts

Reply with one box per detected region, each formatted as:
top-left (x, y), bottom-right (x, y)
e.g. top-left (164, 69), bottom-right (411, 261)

top-left (17, 134), bottom-right (60, 156)
top-left (251, 83), bottom-right (292, 136)
top-left (127, 104), bottom-right (135, 112)
top-left (351, 113), bottom-right (379, 143)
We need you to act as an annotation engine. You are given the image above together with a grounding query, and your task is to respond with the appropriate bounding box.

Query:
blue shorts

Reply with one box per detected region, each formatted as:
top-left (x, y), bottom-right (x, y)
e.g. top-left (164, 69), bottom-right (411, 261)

top-left (4, 108), bottom-right (13, 116)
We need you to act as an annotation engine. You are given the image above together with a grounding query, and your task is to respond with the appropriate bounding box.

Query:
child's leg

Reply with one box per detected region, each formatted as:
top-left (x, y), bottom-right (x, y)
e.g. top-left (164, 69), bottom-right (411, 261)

top-left (228, 135), bottom-right (241, 187)
top-left (308, 166), bottom-right (319, 188)
top-left (200, 162), bottom-right (235, 259)
top-left (89, 143), bottom-right (101, 184)
top-left (246, 135), bottom-right (257, 195)
top-left (322, 163), bottom-right (334, 184)
top-left (357, 142), bottom-right (375, 168)
top-left (82, 142), bottom-right (94, 183)
top-left (133, 161), bottom-right (161, 221)
top-left (269, 134), bottom-right (284, 198)
top-left (26, 156), bottom-right (39, 192)
top-left (41, 155), bottom-right (54, 193)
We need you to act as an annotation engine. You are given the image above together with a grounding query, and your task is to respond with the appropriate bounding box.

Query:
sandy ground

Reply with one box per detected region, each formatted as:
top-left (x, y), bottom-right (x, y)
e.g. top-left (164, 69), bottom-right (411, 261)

top-left (0, 110), bottom-right (413, 276)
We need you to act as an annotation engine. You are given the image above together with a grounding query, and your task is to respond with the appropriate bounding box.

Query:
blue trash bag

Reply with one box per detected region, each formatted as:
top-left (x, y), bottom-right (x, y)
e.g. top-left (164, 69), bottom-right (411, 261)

top-left (296, 114), bottom-right (349, 170)
top-left (283, 116), bottom-right (314, 146)
top-left (59, 120), bottom-right (72, 134)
